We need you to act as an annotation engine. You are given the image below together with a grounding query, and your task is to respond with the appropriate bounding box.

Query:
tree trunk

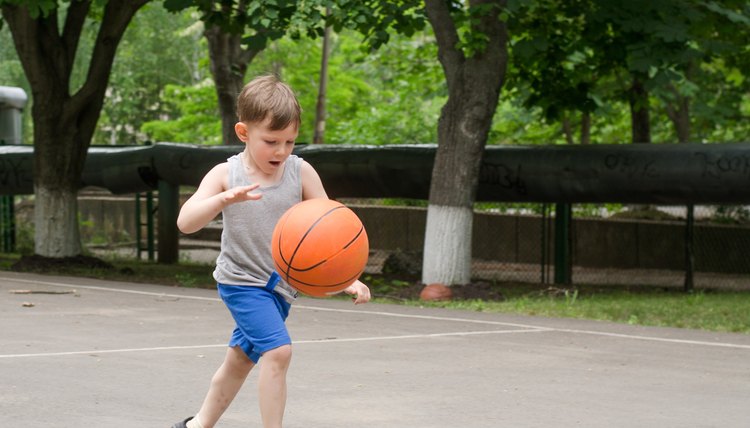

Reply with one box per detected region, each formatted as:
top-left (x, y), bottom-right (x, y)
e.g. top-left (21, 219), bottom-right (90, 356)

top-left (31, 98), bottom-right (86, 257)
top-left (580, 111), bottom-right (591, 145)
top-left (628, 76), bottom-right (651, 144)
top-left (665, 86), bottom-right (691, 143)
top-left (664, 83), bottom-right (694, 292)
top-left (422, 0), bottom-right (509, 286)
top-left (562, 111), bottom-right (591, 145)
top-left (627, 76), bottom-right (653, 210)
top-left (562, 114), bottom-right (575, 145)
top-left (34, 186), bottom-right (81, 256)
top-left (1, 0), bottom-right (149, 258)
top-left (313, 17), bottom-right (332, 145)
top-left (204, 24), bottom-right (260, 145)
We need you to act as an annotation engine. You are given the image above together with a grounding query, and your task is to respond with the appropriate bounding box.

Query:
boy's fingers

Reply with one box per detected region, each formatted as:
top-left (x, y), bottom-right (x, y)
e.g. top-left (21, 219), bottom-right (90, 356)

top-left (352, 290), bottom-right (370, 304)
top-left (242, 184), bottom-right (262, 199)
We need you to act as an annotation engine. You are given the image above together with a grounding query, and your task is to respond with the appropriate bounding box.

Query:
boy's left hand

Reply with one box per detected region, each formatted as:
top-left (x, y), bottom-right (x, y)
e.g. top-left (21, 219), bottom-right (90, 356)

top-left (343, 280), bottom-right (371, 305)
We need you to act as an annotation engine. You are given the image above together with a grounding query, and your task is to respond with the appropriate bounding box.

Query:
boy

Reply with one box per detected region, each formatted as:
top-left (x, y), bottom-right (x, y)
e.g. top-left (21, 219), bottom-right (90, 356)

top-left (173, 75), bottom-right (371, 428)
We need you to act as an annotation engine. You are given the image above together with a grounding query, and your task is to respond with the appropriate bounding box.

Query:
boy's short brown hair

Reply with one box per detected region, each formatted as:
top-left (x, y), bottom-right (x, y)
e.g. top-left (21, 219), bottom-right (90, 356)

top-left (236, 75), bottom-right (301, 130)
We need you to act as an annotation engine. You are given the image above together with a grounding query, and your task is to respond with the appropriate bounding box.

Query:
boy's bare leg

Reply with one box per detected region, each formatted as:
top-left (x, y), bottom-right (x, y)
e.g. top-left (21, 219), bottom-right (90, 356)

top-left (258, 345), bottom-right (292, 428)
top-left (194, 346), bottom-right (255, 428)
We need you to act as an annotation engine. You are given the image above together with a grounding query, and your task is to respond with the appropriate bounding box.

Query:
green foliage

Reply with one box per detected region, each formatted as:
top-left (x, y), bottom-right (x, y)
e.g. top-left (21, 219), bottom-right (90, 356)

top-left (141, 81), bottom-right (222, 144)
top-left (0, 27), bottom-right (22, 80)
top-left (174, 271), bottom-right (199, 287)
top-left (712, 206), bottom-right (750, 225)
top-left (1, 246), bottom-right (748, 332)
top-left (398, 285), bottom-right (750, 334)
top-left (267, 28), bottom-right (443, 145)
top-left (681, 57), bottom-right (750, 143)
top-left (13, 218), bottom-right (34, 255)
top-left (143, 27), bottom-right (446, 146)
top-left (4, 0), bottom-right (747, 148)
top-left (327, 0), bottom-right (426, 51)
top-left (0, 24), bottom-right (32, 144)
top-left (323, 29), bottom-right (444, 145)
top-left (473, 202), bottom-right (547, 215)
top-left (451, 2), bottom-right (500, 58)
top-left (472, 202), bottom-right (629, 218)
top-left (95, 4), bottom-right (207, 145)
top-left (165, 0), bottom-right (329, 52)
top-left (505, 0), bottom-right (750, 144)
top-left (0, 0), bottom-right (57, 20)
top-left (507, 0), bottom-right (601, 122)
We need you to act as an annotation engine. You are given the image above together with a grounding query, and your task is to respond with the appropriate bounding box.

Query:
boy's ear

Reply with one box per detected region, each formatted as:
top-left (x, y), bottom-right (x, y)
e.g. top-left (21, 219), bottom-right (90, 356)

top-left (234, 122), bottom-right (248, 142)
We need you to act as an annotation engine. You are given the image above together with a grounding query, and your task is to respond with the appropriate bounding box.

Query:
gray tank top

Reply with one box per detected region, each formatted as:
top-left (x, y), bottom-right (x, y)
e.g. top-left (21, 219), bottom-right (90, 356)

top-left (213, 153), bottom-right (303, 302)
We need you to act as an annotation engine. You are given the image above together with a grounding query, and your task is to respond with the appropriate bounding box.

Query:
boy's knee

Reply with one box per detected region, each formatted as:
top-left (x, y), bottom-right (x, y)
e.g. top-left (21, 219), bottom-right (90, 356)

top-left (263, 344), bottom-right (292, 367)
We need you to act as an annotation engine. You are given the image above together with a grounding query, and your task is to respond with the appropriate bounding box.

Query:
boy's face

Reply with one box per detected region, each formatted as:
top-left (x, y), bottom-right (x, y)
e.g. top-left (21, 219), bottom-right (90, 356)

top-left (236, 117), bottom-right (298, 176)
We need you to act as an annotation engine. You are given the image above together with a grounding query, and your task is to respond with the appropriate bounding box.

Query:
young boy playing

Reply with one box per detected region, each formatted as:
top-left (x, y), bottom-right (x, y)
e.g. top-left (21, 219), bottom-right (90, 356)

top-left (172, 75), bottom-right (371, 428)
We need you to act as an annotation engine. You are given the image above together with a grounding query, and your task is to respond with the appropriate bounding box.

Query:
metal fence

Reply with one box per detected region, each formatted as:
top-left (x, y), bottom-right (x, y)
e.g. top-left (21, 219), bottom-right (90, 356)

top-left (6, 194), bottom-right (749, 290)
top-left (358, 202), bottom-right (750, 291)
top-left (480, 204), bottom-right (750, 290)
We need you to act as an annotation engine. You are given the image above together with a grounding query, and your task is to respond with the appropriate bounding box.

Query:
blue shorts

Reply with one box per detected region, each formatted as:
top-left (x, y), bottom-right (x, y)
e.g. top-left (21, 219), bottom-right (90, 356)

top-left (217, 275), bottom-right (292, 363)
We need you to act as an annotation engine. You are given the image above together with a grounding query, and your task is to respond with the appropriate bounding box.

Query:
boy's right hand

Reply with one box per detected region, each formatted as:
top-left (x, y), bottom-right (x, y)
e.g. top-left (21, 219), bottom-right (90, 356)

top-left (221, 183), bottom-right (262, 206)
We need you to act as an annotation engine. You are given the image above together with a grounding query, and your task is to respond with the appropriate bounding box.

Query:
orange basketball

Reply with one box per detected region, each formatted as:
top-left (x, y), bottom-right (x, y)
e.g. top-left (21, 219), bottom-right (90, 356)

top-left (272, 198), bottom-right (369, 297)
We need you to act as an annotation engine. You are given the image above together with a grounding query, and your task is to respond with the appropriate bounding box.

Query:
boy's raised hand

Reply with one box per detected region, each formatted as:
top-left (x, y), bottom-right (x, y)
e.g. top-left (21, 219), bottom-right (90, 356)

top-left (221, 183), bottom-right (262, 206)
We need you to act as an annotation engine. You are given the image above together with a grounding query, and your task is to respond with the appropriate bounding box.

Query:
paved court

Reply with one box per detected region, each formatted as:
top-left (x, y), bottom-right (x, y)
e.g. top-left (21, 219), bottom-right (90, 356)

top-left (2, 271), bottom-right (750, 428)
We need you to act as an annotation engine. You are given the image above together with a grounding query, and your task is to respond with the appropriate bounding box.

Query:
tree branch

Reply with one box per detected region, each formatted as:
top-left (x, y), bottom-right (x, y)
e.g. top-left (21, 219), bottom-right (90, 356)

top-left (70, 0), bottom-right (149, 114)
top-left (61, 0), bottom-right (91, 71)
top-left (466, 0), bottom-right (508, 87)
top-left (424, 0), bottom-right (464, 88)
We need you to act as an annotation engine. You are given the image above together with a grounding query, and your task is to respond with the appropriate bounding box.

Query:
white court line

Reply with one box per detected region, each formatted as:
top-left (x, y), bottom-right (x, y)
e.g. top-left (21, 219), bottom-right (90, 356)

top-left (4, 278), bottom-right (221, 302)
top-left (2, 278), bottom-right (540, 328)
top-left (0, 344), bottom-right (225, 359)
top-left (4, 276), bottom-right (750, 351)
top-left (0, 329), bottom-right (546, 359)
top-left (296, 304), bottom-right (546, 329)
top-left (551, 328), bottom-right (750, 349)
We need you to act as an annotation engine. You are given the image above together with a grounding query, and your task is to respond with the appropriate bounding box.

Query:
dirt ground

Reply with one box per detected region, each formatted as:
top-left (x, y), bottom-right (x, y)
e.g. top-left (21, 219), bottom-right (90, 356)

top-left (8, 253), bottom-right (512, 301)
top-left (11, 254), bottom-right (115, 271)
top-left (11, 247), bottom-right (748, 303)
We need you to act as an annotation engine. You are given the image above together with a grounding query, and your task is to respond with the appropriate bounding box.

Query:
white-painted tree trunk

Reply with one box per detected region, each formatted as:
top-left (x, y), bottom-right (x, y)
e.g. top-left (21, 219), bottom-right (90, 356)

top-left (34, 186), bottom-right (81, 257)
top-left (421, 204), bottom-right (472, 285)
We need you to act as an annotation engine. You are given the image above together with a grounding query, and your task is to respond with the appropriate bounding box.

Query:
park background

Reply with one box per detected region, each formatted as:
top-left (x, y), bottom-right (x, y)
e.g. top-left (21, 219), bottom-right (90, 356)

top-left (1, 1), bottom-right (750, 331)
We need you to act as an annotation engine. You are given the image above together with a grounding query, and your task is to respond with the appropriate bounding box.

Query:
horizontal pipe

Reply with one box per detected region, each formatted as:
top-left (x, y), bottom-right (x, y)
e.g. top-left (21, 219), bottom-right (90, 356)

top-left (1, 142), bottom-right (749, 203)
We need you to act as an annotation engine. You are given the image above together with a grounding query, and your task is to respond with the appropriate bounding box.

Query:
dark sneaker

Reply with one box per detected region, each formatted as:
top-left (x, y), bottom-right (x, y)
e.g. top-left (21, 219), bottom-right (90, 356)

top-left (171, 416), bottom-right (193, 428)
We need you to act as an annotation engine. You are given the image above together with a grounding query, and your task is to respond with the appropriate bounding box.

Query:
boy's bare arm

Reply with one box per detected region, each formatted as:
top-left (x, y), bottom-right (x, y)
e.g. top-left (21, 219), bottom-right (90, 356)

top-left (177, 163), bottom-right (261, 234)
top-left (301, 161), bottom-right (328, 200)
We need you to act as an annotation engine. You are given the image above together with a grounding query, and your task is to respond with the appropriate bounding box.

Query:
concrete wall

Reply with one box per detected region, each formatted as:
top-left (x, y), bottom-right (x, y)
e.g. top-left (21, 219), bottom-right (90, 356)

top-left (68, 194), bottom-right (750, 274)
top-left (77, 194), bottom-right (141, 243)
top-left (350, 205), bottom-right (750, 275)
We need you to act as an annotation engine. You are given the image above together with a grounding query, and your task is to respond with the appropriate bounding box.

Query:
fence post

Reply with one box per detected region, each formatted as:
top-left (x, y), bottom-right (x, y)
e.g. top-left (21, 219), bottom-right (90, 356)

top-left (146, 191), bottom-right (155, 261)
top-left (554, 203), bottom-right (572, 285)
top-left (135, 191), bottom-right (156, 261)
top-left (157, 180), bottom-right (179, 264)
top-left (684, 204), bottom-right (695, 293)
top-left (541, 203), bottom-right (549, 284)
top-left (0, 195), bottom-right (15, 252)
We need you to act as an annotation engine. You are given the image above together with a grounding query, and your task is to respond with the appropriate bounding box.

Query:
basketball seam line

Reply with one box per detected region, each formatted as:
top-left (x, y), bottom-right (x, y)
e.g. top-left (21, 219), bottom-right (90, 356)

top-left (283, 225), bottom-right (365, 273)
top-left (285, 205), bottom-right (343, 274)
top-left (279, 205), bottom-right (345, 281)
